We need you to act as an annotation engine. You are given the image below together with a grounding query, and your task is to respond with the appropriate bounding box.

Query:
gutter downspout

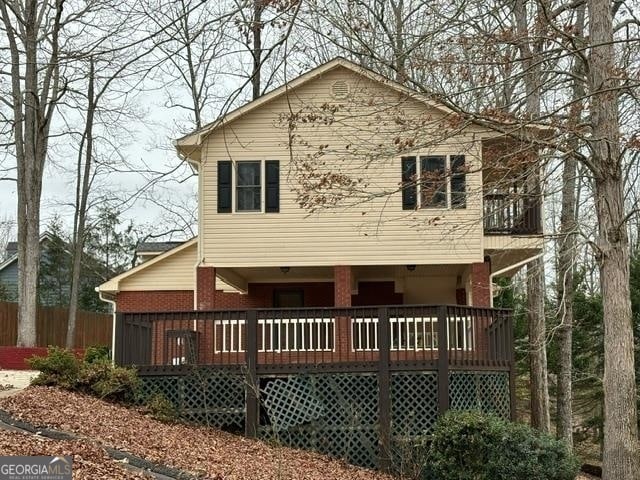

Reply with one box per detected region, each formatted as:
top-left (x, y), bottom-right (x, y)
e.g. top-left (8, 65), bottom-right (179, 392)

top-left (97, 289), bottom-right (117, 365)
top-left (489, 252), bottom-right (544, 307)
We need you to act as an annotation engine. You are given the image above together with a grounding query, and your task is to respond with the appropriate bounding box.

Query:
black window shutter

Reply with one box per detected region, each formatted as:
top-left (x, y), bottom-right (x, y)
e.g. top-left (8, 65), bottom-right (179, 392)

top-left (217, 161), bottom-right (232, 213)
top-left (451, 155), bottom-right (466, 209)
top-left (265, 160), bottom-right (280, 213)
top-left (401, 156), bottom-right (417, 210)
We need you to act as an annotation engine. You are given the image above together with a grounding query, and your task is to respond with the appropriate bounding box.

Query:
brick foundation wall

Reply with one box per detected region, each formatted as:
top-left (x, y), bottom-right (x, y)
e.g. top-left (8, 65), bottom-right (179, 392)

top-left (116, 290), bottom-right (194, 312)
top-left (0, 347), bottom-right (84, 370)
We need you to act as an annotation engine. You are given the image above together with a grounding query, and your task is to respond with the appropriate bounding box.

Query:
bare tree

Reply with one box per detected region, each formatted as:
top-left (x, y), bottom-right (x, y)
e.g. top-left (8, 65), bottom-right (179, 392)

top-left (555, 1), bottom-right (586, 449)
top-left (0, 0), bottom-right (66, 346)
top-left (588, 0), bottom-right (639, 476)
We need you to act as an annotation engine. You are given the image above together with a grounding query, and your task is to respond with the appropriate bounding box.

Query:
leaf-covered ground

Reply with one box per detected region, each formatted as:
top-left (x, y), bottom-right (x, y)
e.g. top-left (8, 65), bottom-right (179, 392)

top-left (0, 387), bottom-right (391, 480)
top-left (0, 430), bottom-right (145, 479)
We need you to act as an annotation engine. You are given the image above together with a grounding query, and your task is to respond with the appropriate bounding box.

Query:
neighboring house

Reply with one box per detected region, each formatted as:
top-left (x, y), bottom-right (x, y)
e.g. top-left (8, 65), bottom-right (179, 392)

top-left (1, 233), bottom-right (108, 310)
top-left (98, 58), bottom-right (544, 467)
top-left (0, 233), bottom-right (66, 305)
top-left (134, 241), bottom-right (186, 265)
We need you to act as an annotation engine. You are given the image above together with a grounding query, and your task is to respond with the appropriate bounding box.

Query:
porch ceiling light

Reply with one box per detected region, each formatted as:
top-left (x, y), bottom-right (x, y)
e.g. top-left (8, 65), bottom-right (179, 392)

top-left (280, 266), bottom-right (290, 274)
top-left (406, 264), bottom-right (416, 271)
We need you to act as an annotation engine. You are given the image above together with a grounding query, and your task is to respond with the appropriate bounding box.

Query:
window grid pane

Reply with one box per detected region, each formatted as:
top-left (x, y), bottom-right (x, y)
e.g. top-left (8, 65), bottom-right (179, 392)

top-left (236, 161), bottom-right (261, 211)
top-left (420, 156), bottom-right (447, 207)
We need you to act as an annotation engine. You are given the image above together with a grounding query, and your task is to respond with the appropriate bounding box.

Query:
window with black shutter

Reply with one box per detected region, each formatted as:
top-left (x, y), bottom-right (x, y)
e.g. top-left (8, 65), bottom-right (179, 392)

top-left (265, 160), bottom-right (280, 213)
top-left (451, 155), bottom-right (466, 209)
top-left (399, 154), bottom-right (468, 210)
top-left (236, 161), bottom-right (261, 211)
top-left (217, 161), bottom-right (232, 213)
top-left (401, 156), bottom-right (417, 210)
top-left (420, 155), bottom-right (447, 207)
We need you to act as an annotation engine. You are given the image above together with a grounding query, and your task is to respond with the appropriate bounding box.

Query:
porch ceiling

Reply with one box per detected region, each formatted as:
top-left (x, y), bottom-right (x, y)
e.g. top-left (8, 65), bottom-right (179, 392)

top-left (486, 248), bottom-right (541, 277)
top-left (216, 264), bottom-right (470, 293)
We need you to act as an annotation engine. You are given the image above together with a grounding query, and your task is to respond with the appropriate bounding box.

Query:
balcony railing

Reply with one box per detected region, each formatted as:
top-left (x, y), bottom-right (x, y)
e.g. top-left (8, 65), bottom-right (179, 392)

top-left (114, 305), bottom-right (514, 373)
top-left (484, 193), bottom-right (542, 235)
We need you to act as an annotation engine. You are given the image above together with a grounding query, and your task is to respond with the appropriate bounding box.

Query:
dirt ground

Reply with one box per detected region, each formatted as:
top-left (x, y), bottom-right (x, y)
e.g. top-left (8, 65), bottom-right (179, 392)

top-left (0, 387), bottom-right (391, 480)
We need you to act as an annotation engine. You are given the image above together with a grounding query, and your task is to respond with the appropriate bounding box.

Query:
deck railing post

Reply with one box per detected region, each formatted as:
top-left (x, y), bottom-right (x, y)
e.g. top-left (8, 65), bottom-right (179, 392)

top-left (377, 306), bottom-right (391, 471)
top-left (114, 313), bottom-right (125, 366)
top-left (507, 312), bottom-right (517, 421)
top-left (245, 309), bottom-right (259, 438)
top-left (437, 305), bottom-right (449, 414)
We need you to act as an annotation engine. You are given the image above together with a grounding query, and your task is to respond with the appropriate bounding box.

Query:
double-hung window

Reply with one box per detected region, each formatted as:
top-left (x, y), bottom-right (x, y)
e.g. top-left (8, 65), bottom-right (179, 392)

top-left (401, 155), bottom-right (466, 210)
top-left (217, 160), bottom-right (280, 213)
top-left (236, 161), bottom-right (261, 212)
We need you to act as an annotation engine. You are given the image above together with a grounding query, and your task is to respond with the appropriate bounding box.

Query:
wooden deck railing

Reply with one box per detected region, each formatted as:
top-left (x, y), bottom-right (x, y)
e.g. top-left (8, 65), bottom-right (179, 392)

top-left (483, 193), bottom-right (542, 235)
top-left (115, 305), bottom-right (514, 373)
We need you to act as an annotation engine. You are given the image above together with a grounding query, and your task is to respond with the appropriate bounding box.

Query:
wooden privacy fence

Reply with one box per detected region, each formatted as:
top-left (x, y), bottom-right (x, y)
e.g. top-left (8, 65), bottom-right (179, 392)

top-left (0, 301), bottom-right (112, 348)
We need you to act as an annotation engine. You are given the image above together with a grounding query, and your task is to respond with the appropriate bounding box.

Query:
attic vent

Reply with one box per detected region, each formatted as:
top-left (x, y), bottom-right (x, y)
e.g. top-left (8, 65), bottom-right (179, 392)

top-left (331, 80), bottom-right (350, 99)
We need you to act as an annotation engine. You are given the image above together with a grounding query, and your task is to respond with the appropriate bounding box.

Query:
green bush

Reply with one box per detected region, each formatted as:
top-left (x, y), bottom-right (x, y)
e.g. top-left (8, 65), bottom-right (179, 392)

top-left (145, 393), bottom-right (178, 423)
top-left (84, 345), bottom-right (110, 364)
top-left (29, 347), bottom-right (139, 403)
top-left (28, 347), bottom-right (80, 389)
top-left (89, 364), bottom-right (139, 402)
top-left (428, 411), bottom-right (579, 480)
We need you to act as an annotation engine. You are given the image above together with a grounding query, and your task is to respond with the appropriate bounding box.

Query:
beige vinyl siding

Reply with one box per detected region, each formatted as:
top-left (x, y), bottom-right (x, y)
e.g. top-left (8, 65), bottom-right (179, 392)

top-left (120, 243), bottom-right (197, 291)
top-left (200, 67), bottom-right (485, 268)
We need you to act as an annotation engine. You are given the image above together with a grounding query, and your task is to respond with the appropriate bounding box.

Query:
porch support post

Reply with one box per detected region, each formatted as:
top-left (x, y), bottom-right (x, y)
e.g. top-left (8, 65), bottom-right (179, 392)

top-left (334, 265), bottom-right (352, 359)
top-left (114, 313), bottom-right (124, 366)
top-left (470, 258), bottom-right (491, 307)
top-left (196, 266), bottom-right (216, 310)
top-left (377, 307), bottom-right (391, 471)
top-left (245, 309), bottom-right (259, 438)
top-left (437, 305), bottom-right (449, 414)
top-left (471, 258), bottom-right (491, 358)
top-left (508, 313), bottom-right (517, 421)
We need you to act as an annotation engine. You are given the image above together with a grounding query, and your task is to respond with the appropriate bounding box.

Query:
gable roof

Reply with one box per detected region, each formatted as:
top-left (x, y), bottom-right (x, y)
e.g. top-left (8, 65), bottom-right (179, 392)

top-left (0, 233), bottom-right (56, 273)
top-left (136, 241), bottom-right (185, 254)
top-left (98, 237), bottom-right (197, 294)
top-left (174, 57), bottom-right (459, 161)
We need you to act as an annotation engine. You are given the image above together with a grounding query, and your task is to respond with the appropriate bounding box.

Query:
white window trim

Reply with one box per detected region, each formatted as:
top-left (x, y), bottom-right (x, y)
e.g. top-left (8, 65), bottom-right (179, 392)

top-left (231, 160), bottom-right (265, 213)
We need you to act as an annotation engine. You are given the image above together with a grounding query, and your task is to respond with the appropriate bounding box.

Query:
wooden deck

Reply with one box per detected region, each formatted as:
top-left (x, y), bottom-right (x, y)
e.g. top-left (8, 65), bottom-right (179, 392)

top-left (115, 305), bottom-right (515, 467)
top-left (115, 305), bottom-right (513, 370)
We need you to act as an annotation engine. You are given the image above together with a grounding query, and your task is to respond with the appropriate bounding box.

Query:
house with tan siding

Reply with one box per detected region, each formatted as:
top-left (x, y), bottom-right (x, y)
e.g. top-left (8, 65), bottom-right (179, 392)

top-left (99, 58), bottom-right (542, 315)
top-left (98, 59), bottom-right (544, 466)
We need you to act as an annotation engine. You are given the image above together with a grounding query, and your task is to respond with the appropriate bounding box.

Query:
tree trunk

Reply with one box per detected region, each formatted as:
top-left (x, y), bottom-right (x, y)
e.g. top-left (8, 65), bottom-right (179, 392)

top-left (588, 0), bottom-right (640, 477)
top-left (556, 153), bottom-right (577, 447)
top-left (514, 0), bottom-right (550, 433)
top-left (527, 257), bottom-right (551, 432)
top-left (555, 3), bottom-right (585, 448)
top-left (15, 0), bottom-right (44, 347)
top-left (67, 59), bottom-right (96, 348)
top-left (251, 0), bottom-right (263, 100)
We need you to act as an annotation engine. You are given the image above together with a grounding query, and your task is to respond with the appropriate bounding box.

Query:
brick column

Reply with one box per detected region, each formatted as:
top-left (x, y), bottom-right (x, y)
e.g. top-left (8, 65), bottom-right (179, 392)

top-left (470, 260), bottom-right (491, 307)
top-left (334, 265), bottom-right (352, 360)
top-left (334, 265), bottom-right (352, 307)
top-left (471, 259), bottom-right (491, 360)
top-left (196, 266), bottom-right (216, 310)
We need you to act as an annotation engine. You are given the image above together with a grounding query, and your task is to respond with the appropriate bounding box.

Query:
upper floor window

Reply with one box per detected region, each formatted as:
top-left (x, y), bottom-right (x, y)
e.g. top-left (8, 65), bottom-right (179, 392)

top-left (217, 160), bottom-right (280, 213)
top-left (401, 155), bottom-right (466, 210)
top-left (236, 161), bottom-right (261, 211)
